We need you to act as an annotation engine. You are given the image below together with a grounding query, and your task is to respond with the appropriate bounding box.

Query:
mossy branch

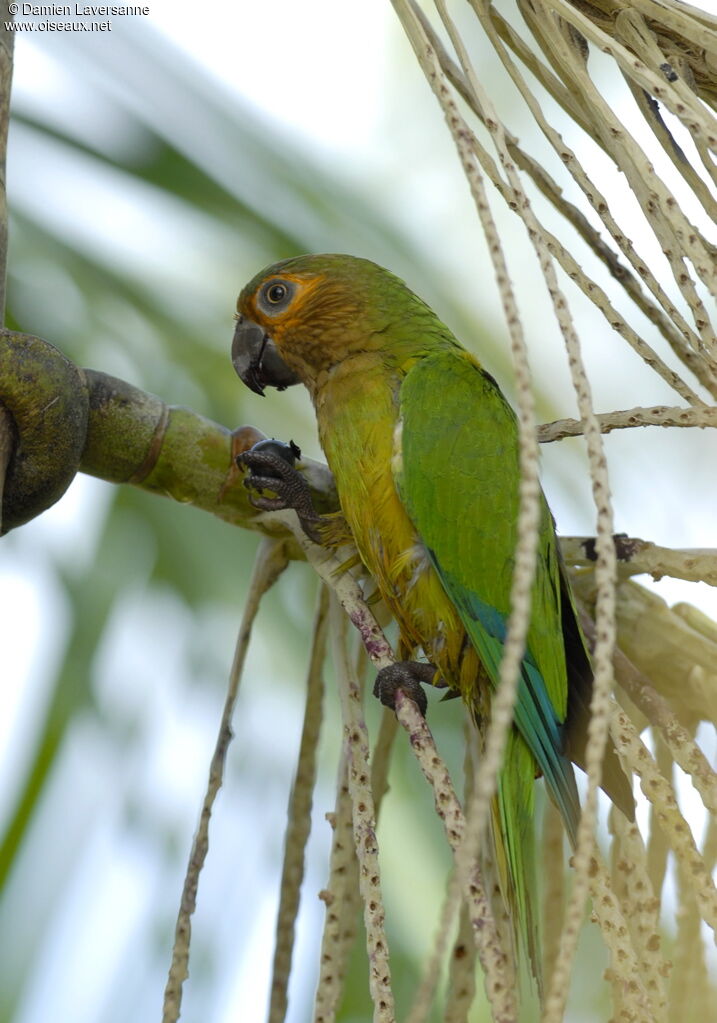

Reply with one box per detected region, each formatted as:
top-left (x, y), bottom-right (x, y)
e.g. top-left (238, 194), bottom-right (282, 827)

top-left (0, 329), bottom-right (336, 543)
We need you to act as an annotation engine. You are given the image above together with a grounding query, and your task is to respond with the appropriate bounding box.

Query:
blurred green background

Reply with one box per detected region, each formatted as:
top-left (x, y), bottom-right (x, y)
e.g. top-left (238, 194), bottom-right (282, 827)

top-left (2, 4), bottom-right (716, 1022)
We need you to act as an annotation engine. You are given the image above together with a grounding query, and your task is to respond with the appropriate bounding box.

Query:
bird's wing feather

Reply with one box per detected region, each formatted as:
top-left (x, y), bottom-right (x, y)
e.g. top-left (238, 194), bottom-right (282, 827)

top-left (393, 347), bottom-right (585, 980)
top-left (393, 348), bottom-right (580, 836)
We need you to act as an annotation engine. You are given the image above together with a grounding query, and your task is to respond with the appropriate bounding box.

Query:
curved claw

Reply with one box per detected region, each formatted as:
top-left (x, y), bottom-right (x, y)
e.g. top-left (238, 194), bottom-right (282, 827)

top-left (373, 661), bottom-right (439, 718)
top-left (243, 486), bottom-right (291, 512)
top-left (238, 447), bottom-right (323, 542)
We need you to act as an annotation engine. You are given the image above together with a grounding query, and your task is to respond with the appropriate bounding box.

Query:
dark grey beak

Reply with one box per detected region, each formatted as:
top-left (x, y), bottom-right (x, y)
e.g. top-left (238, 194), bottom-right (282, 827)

top-left (231, 316), bottom-right (301, 396)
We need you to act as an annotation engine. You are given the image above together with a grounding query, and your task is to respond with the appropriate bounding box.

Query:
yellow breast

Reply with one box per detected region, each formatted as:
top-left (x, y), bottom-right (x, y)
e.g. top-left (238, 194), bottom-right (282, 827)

top-left (313, 356), bottom-right (479, 698)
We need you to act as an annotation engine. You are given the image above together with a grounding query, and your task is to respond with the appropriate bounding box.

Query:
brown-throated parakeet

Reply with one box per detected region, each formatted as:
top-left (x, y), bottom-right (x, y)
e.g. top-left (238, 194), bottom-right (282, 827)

top-left (231, 253), bottom-right (633, 993)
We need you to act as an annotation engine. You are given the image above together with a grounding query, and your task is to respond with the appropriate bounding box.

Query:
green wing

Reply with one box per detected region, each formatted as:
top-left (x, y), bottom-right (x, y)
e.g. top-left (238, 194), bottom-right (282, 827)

top-left (395, 347), bottom-right (578, 814)
top-left (394, 347), bottom-right (580, 978)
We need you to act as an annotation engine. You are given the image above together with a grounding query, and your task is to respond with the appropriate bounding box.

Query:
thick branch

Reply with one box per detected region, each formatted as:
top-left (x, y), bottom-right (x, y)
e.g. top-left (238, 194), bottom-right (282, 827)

top-left (0, 330), bottom-right (337, 540)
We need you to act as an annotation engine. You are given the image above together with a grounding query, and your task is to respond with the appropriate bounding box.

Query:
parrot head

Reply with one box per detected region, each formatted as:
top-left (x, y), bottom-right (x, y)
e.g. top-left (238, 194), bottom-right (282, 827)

top-left (232, 253), bottom-right (428, 396)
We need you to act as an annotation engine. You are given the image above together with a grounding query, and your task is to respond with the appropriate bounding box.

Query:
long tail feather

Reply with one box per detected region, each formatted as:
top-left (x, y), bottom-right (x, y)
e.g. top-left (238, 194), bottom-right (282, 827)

top-left (492, 731), bottom-right (542, 991)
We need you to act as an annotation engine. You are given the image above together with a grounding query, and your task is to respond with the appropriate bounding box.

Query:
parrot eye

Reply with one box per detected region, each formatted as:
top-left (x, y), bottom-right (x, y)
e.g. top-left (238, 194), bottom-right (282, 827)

top-left (259, 279), bottom-right (295, 312)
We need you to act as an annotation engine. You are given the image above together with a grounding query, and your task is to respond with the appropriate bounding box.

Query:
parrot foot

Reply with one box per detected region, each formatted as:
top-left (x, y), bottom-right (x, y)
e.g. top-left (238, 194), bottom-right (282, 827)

top-left (237, 440), bottom-right (324, 543)
top-left (373, 661), bottom-right (438, 718)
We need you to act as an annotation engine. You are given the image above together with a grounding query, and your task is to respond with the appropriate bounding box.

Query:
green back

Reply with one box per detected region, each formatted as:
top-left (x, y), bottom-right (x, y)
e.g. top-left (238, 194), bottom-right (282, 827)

top-left (394, 347), bottom-right (581, 980)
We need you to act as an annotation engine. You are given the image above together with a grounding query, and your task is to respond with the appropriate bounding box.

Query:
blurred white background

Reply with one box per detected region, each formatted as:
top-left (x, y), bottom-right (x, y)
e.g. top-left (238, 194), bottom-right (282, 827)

top-left (1, 3), bottom-right (715, 1021)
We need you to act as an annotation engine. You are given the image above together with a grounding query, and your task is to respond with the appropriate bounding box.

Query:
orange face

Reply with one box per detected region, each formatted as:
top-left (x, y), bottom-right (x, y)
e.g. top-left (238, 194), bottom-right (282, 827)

top-left (235, 269), bottom-right (328, 392)
top-left (238, 270), bottom-right (324, 339)
top-left (232, 253), bottom-right (393, 395)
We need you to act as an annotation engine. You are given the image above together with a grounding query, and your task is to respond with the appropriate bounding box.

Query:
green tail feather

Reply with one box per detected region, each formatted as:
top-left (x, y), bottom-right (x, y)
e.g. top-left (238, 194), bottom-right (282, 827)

top-left (493, 731), bottom-right (544, 994)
